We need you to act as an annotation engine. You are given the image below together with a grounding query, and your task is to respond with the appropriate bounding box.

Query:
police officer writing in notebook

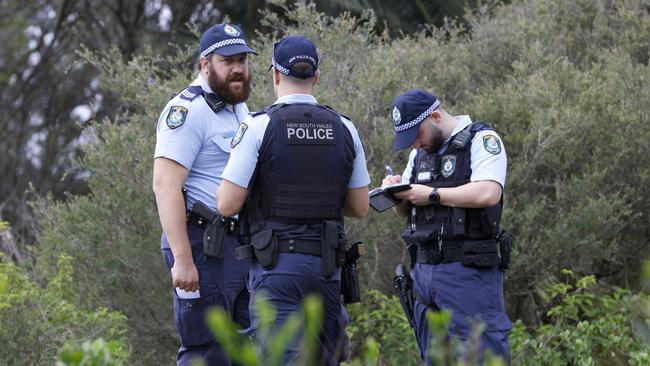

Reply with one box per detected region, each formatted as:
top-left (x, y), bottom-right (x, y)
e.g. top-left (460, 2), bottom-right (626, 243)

top-left (216, 35), bottom-right (370, 365)
top-left (383, 90), bottom-right (512, 363)
top-left (152, 23), bottom-right (257, 365)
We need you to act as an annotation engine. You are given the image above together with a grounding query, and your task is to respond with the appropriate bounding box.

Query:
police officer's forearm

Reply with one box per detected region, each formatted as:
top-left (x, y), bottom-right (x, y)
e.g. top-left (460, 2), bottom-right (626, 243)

top-left (216, 179), bottom-right (248, 217)
top-left (154, 188), bottom-right (193, 265)
top-left (438, 181), bottom-right (502, 208)
top-left (343, 187), bottom-right (369, 218)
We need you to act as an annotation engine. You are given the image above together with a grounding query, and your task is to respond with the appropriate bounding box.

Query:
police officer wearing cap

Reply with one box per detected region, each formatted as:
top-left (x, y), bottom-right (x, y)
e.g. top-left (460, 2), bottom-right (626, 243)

top-left (152, 23), bottom-right (257, 365)
top-left (216, 35), bottom-right (370, 365)
top-left (383, 90), bottom-right (512, 363)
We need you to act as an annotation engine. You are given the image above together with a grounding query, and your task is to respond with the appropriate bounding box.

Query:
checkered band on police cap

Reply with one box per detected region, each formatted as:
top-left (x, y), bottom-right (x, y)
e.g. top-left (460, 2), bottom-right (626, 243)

top-left (391, 89), bottom-right (441, 151)
top-left (200, 23), bottom-right (257, 57)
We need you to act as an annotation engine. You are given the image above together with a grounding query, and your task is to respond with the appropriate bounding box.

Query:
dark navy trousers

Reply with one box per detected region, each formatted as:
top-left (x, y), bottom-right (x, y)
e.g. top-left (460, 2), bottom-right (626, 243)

top-left (161, 225), bottom-right (251, 366)
top-left (412, 262), bottom-right (511, 364)
top-left (245, 253), bottom-right (348, 366)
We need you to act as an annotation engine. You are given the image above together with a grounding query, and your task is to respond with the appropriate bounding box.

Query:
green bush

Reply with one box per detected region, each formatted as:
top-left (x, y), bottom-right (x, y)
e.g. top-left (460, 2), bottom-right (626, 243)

top-left (0, 253), bottom-right (128, 365)
top-left (57, 339), bottom-right (126, 366)
top-left (346, 290), bottom-right (420, 365)
top-left (510, 270), bottom-right (650, 365)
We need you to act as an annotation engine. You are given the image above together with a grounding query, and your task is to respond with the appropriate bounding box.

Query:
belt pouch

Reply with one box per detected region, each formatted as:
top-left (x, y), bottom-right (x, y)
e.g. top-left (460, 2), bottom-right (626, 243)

top-left (321, 221), bottom-right (338, 278)
top-left (461, 240), bottom-right (498, 268)
top-left (252, 229), bottom-right (277, 270)
top-left (203, 215), bottom-right (227, 258)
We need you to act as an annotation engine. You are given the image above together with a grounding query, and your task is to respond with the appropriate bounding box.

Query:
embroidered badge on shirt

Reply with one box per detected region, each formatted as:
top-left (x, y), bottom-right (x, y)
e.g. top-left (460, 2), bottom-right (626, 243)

top-left (483, 135), bottom-right (502, 155)
top-left (441, 155), bottom-right (457, 178)
top-left (166, 106), bottom-right (188, 129)
top-left (231, 122), bottom-right (248, 148)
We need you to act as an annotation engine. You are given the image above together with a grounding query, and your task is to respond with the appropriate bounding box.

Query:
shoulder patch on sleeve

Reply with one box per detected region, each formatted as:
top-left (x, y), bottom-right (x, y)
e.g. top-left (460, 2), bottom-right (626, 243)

top-left (483, 134), bottom-right (502, 155)
top-left (231, 122), bottom-right (248, 148)
top-left (166, 106), bottom-right (188, 129)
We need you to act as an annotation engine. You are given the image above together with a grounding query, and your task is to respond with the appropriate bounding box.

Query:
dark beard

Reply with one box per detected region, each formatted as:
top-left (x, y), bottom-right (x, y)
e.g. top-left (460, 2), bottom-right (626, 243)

top-left (426, 127), bottom-right (445, 154)
top-left (208, 70), bottom-right (252, 105)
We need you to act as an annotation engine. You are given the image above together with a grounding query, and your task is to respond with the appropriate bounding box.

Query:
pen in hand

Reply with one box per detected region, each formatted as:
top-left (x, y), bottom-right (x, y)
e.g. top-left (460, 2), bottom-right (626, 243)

top-left (385, 165), bottom-right (394, 177)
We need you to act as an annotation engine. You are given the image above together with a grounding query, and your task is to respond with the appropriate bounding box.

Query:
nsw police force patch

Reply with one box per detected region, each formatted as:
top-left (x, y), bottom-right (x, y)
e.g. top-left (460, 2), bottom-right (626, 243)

top-left (166, 106), bottom-right (188, 129)
top-left (483, 135), bottom-right (502, 155)
top-left (231, 122), bottom-right (248, 148)
top-left (441, 155), bottom-right (457, 178)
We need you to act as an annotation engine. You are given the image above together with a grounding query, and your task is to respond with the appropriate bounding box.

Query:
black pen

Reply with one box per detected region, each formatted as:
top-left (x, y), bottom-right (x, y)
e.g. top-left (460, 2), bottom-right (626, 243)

top-left (385, 165), bottom-right (393, 176)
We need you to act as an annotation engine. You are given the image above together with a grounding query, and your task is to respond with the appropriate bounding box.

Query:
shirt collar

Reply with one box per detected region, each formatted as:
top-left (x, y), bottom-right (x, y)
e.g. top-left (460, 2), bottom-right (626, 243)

top-left (196, 73), bottom-right (214, 94)
top-left (194, 74), bottom-right (250, 119)
top-left (274, 94), bottom-right (318, 105)
top-left (447, 115), bottom-right (472, 140)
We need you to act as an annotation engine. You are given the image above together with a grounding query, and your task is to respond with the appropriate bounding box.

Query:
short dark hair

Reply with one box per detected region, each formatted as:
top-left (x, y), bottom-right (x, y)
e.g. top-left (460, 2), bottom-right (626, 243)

top-left (289, 62), bottom-right (315, 78)
top-left (198, 53), bottom-right (214, 71)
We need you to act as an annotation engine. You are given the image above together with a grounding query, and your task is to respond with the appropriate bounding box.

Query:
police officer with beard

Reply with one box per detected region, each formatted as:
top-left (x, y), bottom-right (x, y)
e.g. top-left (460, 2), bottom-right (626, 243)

top-left (152, 23), bottom-right (257, 365)
top-left (216, 35), bottom-right (370, 365)
top-left (384, 90), bottom-right (512, 363)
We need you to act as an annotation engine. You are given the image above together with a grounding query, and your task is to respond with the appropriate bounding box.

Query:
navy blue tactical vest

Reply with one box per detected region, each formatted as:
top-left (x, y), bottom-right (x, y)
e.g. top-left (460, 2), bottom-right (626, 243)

top-left (247, 103), bottom-right (355, 231)
top-left (408, 122), bottom-right (502, 242)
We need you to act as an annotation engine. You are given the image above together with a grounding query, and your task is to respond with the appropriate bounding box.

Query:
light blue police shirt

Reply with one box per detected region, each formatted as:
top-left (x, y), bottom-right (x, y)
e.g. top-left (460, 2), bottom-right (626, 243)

top-left (154, 74), bottom-right (250, 212)
top-left (222, 94), bottom-right (371, 189)
top-left (401, 115), bottom-right (507, 187)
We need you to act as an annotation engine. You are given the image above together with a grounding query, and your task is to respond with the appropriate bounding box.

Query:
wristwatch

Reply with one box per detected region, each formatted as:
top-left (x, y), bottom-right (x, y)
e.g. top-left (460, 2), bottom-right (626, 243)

top-left (428, 188), bottom-right (440, 204)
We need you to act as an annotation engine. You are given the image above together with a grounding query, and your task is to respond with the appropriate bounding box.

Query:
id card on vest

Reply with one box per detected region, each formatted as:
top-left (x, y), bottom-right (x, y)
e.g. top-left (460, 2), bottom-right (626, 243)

top-left (284, 119), bottom-right (336, 145)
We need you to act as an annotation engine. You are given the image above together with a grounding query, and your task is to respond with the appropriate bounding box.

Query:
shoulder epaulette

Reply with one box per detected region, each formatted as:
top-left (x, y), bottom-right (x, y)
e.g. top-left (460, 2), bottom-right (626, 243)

top-left (179, 85), bottom-right (204, 101)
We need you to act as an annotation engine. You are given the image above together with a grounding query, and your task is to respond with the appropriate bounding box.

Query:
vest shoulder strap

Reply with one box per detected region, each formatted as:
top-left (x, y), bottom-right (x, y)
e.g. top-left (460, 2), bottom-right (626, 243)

top-left (450, 121), bottom-right (494, 150)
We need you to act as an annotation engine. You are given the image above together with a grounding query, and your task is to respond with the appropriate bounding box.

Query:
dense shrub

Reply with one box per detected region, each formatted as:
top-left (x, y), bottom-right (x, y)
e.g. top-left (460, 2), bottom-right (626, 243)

top-left (0, 251), bottom-right (128, 365)
top-left (510, 270), bottom-right (650, 365)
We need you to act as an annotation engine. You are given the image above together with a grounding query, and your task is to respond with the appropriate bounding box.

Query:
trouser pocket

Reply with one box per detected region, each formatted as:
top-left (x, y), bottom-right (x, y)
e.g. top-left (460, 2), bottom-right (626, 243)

top-left (174, 289), bottom-right (225, 347)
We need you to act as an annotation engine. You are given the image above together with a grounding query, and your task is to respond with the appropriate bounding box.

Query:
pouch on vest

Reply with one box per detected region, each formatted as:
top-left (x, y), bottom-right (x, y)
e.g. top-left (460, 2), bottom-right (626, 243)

top-left (401, 228), bottom-right (436, 246)
top-left (252, 229), bottom-right (278, 269)
top-left (321, 220), bottom-right (339, 278)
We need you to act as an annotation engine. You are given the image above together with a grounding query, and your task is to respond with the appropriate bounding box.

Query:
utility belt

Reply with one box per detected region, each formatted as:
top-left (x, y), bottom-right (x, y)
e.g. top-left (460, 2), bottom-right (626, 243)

top-left (186, 200), bottom-right (239, 259)
top-left (235, 220), bottom-right (344, 278)
top-left (415, 239), bottom-right (499, 268)
top-left (186, 208), bottom-right (239, 233)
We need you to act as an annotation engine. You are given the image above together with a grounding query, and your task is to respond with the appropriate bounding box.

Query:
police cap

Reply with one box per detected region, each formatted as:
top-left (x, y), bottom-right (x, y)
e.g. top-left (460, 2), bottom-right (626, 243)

top-left (271, 35), bottom-right (319, 79)
top-left (200, 23), bottom-right (257, 57)
top-left (390, 89), bottom-right (440, 151)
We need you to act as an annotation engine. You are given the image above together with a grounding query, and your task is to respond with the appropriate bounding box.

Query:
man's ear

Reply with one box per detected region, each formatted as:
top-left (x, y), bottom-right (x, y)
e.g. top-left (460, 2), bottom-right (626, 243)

top-left (430, 110), bottom-right (442, 124)
top-left (312, 69), bottom-right (321, 86)
top-left (200, 57), bottom-right (210, 73)
top-left (272, 69), bottom-right (281, 86)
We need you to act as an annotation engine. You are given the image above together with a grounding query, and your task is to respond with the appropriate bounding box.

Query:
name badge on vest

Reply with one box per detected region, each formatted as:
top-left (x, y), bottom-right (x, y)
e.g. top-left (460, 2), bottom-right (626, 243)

top-left (441, 155), bottom-right (457, 178)
top-left (284, 119), bottom-right (336, 145)
top-left (415, 155), bottom-right (437, 183)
